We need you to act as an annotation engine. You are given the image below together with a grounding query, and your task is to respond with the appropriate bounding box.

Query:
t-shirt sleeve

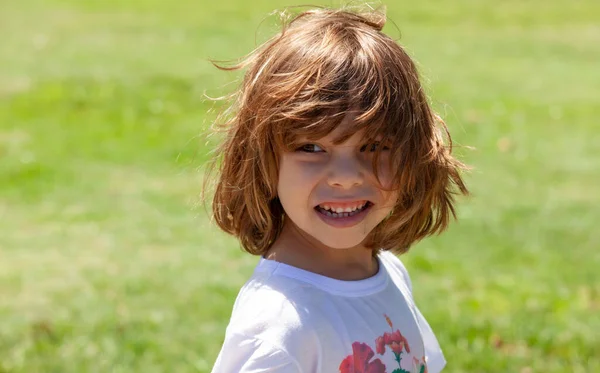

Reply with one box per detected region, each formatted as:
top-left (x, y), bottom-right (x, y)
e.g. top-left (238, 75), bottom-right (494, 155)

top-left (382, 252), bottom-right (446, 373)
top-left (414, 306), bottom-right (447, 373)
top-left (399, 260), bottom-right (446, 372)
top-left (211, 332), bottom-right (302, 373)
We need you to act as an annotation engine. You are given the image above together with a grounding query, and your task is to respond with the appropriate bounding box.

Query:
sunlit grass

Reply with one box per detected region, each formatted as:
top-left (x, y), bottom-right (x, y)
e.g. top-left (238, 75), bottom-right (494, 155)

top-left (1, 0), bottom-right (599, 372)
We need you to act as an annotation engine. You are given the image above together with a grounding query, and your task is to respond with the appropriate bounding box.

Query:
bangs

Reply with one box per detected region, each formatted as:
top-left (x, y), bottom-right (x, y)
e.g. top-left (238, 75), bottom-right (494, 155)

top-left (265, 20), bottom-right (420, 156)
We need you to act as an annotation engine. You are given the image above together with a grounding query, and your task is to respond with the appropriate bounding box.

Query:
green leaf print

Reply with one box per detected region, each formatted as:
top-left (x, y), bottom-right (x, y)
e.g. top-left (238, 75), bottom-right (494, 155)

top-left (391, 369), bottom-right (411, 373)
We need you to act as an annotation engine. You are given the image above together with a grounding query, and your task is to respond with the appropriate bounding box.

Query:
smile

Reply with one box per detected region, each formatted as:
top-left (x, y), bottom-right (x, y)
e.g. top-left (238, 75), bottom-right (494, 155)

top-left (314, 202), bottom-right (373, 228)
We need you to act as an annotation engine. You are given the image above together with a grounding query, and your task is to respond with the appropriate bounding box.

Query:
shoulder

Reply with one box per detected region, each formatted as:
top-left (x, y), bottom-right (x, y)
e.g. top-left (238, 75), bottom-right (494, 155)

top-left (216, 272), bottom-right (321, 371)
top-left (379, 252), bottom-right (447, 373)
top-left (228, 271), bottom-right (317, 334)
top-left (378, 250), bottom-right (413, 293)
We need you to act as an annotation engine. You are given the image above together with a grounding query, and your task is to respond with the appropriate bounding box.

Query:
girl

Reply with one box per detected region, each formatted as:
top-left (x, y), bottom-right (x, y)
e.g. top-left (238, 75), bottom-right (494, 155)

top-left (204, 6), bottom-right (468, 373)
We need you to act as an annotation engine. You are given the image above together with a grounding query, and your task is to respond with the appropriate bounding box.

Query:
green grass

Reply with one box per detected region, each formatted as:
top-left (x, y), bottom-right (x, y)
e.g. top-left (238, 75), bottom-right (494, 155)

top-left (1, 0), bottom-right (599, 372)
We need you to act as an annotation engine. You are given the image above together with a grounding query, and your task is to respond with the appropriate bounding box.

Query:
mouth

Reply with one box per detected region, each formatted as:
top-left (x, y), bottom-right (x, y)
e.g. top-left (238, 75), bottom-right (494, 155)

top-left (313, 201), bottom-right (374, 228)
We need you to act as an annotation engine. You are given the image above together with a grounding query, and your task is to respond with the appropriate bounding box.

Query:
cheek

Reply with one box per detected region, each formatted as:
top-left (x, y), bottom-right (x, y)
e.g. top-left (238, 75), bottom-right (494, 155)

top-left (373, 159), bottom-right (399, 208)
top-left (277, 157), bottom-right (319, 202)
top-left (373, 158), bottom-right (395, 189)
top-left (280, 157), bottom-right (321, 182)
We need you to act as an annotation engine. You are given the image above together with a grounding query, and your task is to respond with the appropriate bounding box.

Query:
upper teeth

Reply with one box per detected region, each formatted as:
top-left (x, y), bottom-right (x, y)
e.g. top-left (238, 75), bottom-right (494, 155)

top-left (319, 202), bottom-right (367, 213)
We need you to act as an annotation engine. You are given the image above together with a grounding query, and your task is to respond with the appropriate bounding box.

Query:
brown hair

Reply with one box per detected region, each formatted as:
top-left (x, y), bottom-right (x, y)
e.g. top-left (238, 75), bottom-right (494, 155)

top-left (202, 6), bottom-right (469, 256)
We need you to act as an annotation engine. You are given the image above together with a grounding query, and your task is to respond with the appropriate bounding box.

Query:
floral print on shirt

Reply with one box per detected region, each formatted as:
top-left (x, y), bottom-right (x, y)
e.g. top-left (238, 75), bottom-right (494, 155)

top-left (338, 314), bottom-right (427, 373)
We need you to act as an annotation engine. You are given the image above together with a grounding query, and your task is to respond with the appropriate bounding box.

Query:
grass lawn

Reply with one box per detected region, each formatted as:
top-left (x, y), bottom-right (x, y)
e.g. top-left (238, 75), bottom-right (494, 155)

top-left (1, 0), bottom-right (599, 372)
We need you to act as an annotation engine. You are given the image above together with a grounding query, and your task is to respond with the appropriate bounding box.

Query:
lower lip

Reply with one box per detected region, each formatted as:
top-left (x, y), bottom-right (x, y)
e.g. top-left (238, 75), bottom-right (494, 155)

top-left (314, 203), bottom-right (373, 228)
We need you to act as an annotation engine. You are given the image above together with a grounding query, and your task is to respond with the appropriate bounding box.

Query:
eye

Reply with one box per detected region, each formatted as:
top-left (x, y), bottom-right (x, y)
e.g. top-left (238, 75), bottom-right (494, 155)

top-left (297, 143), bottom-right (325, 153)
top-left (360, 142), bottom-right (390, 153)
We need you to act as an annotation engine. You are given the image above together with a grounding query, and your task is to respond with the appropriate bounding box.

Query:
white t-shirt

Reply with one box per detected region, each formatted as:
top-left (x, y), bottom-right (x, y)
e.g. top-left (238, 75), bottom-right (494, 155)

top-left (211, 250), bottom-right (446, 373)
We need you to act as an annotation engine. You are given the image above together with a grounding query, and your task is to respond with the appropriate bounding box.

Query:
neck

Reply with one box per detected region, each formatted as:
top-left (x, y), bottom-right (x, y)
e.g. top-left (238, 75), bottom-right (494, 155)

top-left (265, 219), bottom-right (378, 281)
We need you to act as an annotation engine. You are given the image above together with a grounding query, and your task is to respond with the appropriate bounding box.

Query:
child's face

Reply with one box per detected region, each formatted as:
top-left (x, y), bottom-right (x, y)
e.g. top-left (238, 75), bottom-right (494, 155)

top-left (277, 115), bottom-right (399, 250)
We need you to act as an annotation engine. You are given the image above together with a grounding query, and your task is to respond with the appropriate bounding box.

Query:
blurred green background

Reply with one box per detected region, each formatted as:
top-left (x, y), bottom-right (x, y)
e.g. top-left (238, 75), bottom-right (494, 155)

top-left (1, 0), bottom-right (599, 372)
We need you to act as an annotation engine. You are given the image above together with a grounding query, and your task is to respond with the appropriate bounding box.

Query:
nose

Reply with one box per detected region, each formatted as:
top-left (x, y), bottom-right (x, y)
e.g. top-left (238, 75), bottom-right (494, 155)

top-left (326, 153), bottom-right (365, 189)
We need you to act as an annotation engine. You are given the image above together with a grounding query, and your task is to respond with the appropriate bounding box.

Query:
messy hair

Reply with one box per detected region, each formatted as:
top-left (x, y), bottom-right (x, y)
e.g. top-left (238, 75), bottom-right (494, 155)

top-left (202, 6), bottom-right (469, 256)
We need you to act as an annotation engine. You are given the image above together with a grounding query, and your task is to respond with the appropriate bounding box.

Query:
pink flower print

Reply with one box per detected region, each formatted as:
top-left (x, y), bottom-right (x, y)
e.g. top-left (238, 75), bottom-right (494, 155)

top-left (339, 342), bottom-right (387, 373)
top-left (375, 336), bottom-right (386, 355)
top-left (375, 330), bottom-right (410, 355)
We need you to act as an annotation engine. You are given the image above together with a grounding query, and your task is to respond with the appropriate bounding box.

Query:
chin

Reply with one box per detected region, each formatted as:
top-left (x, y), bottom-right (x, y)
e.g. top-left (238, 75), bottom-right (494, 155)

top-left (317, 235), bottom-right (366, 250)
